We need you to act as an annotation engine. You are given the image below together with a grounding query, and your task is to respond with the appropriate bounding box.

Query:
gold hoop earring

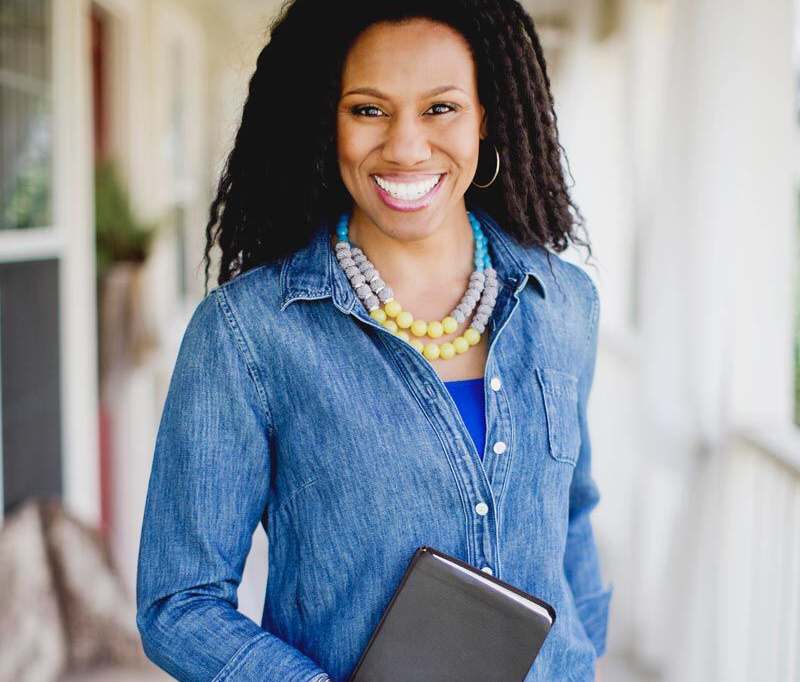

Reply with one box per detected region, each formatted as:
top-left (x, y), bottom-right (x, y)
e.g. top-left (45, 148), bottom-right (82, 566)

top-left (471, 142), bottom-right (500, 189)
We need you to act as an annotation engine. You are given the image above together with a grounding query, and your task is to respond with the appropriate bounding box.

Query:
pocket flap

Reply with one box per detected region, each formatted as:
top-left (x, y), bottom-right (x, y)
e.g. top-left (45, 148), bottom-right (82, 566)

top-left (535, 368), bottom-right (581, 466)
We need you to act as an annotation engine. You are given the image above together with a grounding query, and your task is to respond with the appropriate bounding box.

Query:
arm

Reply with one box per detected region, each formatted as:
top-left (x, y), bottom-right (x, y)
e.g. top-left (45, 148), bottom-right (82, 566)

top-left (563, 278), bottom-right (614, 659)
top-left (136, 290), bottom-right (330, 682)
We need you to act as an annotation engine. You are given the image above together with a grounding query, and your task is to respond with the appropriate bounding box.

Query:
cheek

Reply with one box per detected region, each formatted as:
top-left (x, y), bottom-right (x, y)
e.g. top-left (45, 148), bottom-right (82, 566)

top-left (447, 136), bottom-right (480, 180)
top-left (441, 120), bottom-right (481, 168)
top-left (337, 117), bottom-right (372, 172)
top-left (457, 139), bottom-right (480, 168)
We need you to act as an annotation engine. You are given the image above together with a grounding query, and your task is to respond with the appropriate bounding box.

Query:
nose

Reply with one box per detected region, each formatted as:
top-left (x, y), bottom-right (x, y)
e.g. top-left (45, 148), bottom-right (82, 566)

top-left (380, 111), bottom-right (432, 166)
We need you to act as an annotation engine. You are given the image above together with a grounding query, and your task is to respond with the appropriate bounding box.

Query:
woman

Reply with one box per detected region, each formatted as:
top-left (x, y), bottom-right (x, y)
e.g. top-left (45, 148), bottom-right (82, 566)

top-left (136, 1), bottom-right (613, 680)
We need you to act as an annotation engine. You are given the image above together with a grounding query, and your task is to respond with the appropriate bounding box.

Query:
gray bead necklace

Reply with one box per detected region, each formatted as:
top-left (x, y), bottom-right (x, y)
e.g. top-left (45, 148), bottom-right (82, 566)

top-left (332, 210), bottom-right (500, 361)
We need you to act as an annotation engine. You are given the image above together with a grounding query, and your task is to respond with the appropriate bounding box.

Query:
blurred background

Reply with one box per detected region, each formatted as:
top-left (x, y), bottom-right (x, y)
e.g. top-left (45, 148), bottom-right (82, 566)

top-left (1, 0), bottom-right (799, 680)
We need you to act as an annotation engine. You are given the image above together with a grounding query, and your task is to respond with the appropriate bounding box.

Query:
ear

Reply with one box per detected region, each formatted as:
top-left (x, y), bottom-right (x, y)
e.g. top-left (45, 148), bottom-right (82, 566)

top-left (479, 104), bottom-right (488, 139)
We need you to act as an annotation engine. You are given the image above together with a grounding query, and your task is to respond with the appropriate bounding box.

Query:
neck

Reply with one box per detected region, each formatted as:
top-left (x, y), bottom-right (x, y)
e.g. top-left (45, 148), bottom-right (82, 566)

top-left (342, 206), bottom-right (476, 298)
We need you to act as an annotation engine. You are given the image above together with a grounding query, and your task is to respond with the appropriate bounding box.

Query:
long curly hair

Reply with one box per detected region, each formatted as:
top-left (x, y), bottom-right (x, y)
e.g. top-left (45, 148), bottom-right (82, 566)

top-left (203, 0), bottom-right (592, 293)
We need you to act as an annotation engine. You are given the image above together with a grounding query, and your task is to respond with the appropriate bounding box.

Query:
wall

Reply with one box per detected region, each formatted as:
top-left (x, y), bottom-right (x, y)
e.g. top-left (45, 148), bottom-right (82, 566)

top-left (550, 0), bottom-right (800, 676)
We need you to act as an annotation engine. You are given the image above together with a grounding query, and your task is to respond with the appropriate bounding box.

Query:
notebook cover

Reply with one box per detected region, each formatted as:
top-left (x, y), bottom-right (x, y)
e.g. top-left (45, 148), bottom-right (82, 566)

top-left (348, 545), bottom-right (556, 682)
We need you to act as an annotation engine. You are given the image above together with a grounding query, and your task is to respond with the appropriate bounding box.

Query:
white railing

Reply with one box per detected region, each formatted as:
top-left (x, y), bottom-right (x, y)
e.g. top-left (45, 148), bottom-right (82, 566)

top-left (662, 428), bottom-right (800, 682)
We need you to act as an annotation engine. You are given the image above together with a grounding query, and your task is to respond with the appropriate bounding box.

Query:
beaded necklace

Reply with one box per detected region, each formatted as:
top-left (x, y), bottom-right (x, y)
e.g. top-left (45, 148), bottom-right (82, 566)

top-left (332, 210), bottom-right (499, 362)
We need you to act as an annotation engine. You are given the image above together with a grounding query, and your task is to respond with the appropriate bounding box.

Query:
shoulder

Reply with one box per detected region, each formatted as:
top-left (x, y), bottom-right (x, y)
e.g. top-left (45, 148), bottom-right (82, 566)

top-left (525, 243), bottom-right (599, 321)
top-left (558, 257), bottom-right (599, 306)
top-left (523, 245), bottom-right (600, 359)
top-left (180, 260), bottom-right (286, 349)
top-left (208, 260), bottom-right (286, 320)
top-left (550, 255), bottom-right (601, 368)
top-left (556, 255), bottom-right (600, 328)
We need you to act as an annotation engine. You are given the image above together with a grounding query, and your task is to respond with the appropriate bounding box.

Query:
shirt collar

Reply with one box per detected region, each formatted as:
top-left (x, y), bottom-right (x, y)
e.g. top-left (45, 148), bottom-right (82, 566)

top-left (279, 206), bottom-right (550, 313)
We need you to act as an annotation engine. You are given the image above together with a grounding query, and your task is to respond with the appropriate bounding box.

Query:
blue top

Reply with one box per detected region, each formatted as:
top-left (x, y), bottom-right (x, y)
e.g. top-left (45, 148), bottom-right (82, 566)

top-left (136, 207), bottom-right (612, 682)
top-left (443, 377), bottom-right (486, 460)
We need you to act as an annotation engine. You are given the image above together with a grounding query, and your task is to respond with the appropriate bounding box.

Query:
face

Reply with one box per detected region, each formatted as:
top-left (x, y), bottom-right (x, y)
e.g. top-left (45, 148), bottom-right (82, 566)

top-left (337, 18), bottom-right (487, 240)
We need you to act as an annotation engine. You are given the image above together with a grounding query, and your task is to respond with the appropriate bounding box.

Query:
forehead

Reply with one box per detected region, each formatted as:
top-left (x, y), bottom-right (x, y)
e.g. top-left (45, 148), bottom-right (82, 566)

top-left (341, 18), bottom-right (477, 94)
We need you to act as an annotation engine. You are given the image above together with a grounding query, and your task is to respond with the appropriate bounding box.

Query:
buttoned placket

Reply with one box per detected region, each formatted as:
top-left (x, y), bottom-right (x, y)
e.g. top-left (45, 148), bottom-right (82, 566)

top-left (331, 247), bottom-right (530, 580)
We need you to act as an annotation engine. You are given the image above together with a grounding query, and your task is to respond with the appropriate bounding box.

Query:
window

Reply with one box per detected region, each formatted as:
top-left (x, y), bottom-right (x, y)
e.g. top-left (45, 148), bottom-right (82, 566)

top-left (165, 39), bottom-right (190, 299)
top-left (794, 190), bottom-right (800, 426)
top-left (794, 0), bottom-right (800, 426)
top-left (0, 0), bottom-right (52, 231)
top-left (156, 5), bottom-right (205, 302)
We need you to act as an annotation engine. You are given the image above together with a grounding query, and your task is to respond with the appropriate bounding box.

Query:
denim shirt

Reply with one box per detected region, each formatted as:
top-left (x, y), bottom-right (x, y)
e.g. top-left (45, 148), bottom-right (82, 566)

top-left (136, 206), bottom-right (613, 682)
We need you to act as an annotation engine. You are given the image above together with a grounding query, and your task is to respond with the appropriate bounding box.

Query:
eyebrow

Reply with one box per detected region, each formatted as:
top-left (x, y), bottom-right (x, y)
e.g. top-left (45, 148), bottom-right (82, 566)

top-left (341, 84), bottom-right (467, 99)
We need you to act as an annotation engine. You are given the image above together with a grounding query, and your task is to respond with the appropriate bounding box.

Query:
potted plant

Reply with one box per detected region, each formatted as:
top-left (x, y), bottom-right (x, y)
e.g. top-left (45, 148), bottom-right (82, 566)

top-left (94, 160), bottom-right (158, 393)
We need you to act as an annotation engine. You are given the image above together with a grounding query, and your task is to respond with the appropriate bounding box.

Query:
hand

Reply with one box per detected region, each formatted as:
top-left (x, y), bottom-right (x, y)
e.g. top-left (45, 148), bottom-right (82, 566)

top-left (594, 655), bottom-right (606, 682)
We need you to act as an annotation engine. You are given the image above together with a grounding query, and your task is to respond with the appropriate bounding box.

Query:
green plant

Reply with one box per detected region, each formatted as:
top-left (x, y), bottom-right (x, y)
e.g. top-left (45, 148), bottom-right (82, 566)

top-left (1, 157), bottom-right (50, 230)
top-left (94, 160), bottom-right (157, 278)
top-left (795, 187), bottom-right (800, 427)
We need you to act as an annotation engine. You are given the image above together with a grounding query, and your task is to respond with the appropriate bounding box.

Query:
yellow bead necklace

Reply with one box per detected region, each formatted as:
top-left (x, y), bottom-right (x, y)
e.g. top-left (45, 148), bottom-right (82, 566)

top-left (333, 210), bottom-right (499, 361)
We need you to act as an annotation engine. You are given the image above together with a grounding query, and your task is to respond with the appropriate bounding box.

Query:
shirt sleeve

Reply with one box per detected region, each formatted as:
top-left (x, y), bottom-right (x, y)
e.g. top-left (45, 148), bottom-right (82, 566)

top-left (562, 277), bottom-right (614, 659)
top-left (136, 289), bottom-right (330, 682)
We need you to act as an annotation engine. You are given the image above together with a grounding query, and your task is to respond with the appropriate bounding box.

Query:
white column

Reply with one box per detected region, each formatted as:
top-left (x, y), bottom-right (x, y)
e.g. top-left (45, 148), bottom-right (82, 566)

top-left (54, 0), bottom-right (100, 525)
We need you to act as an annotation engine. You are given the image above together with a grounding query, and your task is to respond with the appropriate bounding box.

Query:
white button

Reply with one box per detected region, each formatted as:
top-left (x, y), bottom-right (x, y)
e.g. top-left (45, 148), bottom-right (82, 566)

top-left (493, 441), bottom-right (507, 455)
top-left (475, 501), bottom-right (489, 516)
top-left (481, 566), bottom-right (493, 575)
top-left (490, 376), bottom-right (502, 391)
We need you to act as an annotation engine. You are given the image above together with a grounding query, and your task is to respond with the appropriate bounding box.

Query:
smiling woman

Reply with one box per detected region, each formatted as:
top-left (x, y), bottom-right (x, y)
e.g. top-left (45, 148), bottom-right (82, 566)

top-left (337, 19), bottom-right (485, 223)
top-left (136, 2), bottom-right (612, 681)
top-left (199, 0), bottom-right (593, 292)
top-left (331, 18), bottom-right (501, 380)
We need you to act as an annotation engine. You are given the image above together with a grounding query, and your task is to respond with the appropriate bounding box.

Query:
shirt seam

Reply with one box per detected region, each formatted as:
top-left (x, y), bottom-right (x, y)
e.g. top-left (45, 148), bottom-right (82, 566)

top-left (564, 262), bottom-right (600, 371)
top-left (214, 287), bottom-right (276, 437)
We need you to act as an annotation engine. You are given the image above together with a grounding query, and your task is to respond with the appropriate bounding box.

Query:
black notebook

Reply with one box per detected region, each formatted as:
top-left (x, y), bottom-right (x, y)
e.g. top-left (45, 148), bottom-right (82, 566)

top-left (349, 546), bottom-right (556, 682)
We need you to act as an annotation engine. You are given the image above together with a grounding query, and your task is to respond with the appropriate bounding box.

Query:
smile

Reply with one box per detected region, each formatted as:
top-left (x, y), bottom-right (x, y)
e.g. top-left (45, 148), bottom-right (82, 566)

top-left (371, 173), bottom-right (446, 212)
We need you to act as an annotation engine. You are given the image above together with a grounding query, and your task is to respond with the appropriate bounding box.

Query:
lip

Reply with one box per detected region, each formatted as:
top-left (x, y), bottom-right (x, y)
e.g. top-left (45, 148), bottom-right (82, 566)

top-left (371, 173), bottom-right (447, 212)
top-left (372, 172), bottom-right (445, 182)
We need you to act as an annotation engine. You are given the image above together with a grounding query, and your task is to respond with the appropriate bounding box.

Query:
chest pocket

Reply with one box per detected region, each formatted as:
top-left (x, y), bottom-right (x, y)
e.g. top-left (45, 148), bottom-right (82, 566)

top-left (535, 367), bottom-right (581, 466)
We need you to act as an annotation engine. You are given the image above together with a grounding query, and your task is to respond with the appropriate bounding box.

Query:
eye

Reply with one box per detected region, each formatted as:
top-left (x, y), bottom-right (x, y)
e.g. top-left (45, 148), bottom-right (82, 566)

top-left (350, 105), bottom-right (385, 118)
top-left (349, 102), bottom-right (460, 118)
top-left (426, 103), bottom-right (459, 115)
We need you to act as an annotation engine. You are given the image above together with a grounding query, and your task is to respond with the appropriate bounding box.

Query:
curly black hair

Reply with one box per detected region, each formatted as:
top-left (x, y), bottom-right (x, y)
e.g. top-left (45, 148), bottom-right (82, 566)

top-left (202, 0), bottom-right (592, 294)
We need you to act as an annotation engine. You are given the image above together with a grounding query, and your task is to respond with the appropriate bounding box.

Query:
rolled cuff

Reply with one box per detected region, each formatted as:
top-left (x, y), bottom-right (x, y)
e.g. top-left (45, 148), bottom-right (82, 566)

top-left (207, 630), bottom-right (329, 682)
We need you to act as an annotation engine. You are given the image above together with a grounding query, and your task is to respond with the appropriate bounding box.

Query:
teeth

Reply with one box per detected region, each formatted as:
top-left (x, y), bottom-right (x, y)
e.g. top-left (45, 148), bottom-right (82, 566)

top-left (374, 174), bottom-right (441, 200)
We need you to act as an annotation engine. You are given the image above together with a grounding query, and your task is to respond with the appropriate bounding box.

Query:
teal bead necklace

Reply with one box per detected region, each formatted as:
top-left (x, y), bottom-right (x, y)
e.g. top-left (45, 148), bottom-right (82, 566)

top-left (332, 210), bottom-right (499, 361)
